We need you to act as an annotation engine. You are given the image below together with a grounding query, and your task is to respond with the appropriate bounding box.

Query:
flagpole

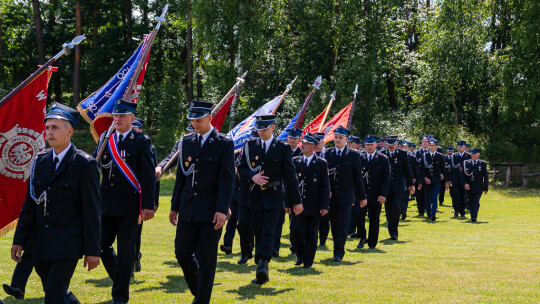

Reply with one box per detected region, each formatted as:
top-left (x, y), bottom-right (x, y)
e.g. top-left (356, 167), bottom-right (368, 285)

top-left (271, 76), bottom-right (298, 114)
top-left (0, 35), bottom-right (86, 108)
top-left (212, 71), bottom-right (247, 115)
top-left (347, 84), bottom-right (358, 129)
top-left (161, 71), bottom-right (248, 173)
top-left (317, 91), bottom-right (336, 132)
top-left (292, 75), bottom-right (322, 129)
top-left (95, 5), bottom-right (168, 163)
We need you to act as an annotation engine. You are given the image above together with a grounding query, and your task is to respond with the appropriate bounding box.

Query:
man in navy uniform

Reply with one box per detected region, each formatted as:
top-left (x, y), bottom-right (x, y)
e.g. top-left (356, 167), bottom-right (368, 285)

top-left (238, 114), bottom-right (301, 285)
top-left (439, 146), bottom-right (454, 207)
top-left (325, 126), bottom-right (366, 261)
top-left (460, 148), bottom-right (488, 222)
top-left (414, 136), bottom-right (430, 216)
top-left (94, 99), bottom-right (155, 304)
top-left (314, 132), bottom-right (331, 247)
top-left (400, 142), bottom-right (419, 220)
top-left (272, 127), bottom-right (303, 257)
top-left (289, 133), bottom-right (329, 268)
top-left (131, 118), bottom-right (160, 273)
top-left (357, 135), bottom-right (390, 249)
top-left (11, 103), bottom-right (100, 304)
top-left (449, 141), bottom-right (471, 217)
top-left (418, 138), bottom-right (446, 221)
top-left (168, 101), bottom-right (234, 303)
top-left (381, 136), bottom-right (414, 240)
top-left (236, 129), bottom-right (258, 265)
top-left (347, 135), bottom-right (363, 237)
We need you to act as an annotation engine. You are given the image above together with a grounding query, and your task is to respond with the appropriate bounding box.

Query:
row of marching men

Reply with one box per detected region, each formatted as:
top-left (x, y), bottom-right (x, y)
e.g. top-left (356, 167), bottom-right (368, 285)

top-left (5, 100), bottom-right (488, 304)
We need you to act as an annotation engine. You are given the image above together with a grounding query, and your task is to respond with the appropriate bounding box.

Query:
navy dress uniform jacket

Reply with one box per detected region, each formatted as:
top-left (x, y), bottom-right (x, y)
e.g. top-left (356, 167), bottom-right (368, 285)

top-left (418, 152), bottom-right (447, 186)
top-left (360, 152), bottom-right (391, 203)
top-left (382, 149), bottom-right (413, 193)
top-left (171, 129), bottom-right (235, 222)
top-left (289, 156), bottom-right (330, 215)
top-left (450, 152), bottom-right (471, 185)
top-left (325, 147), bottom-right (366, 205)
top-left (238, 137), bottom-right (301, 210)
top-left (13, 145), bottom-right (101, 260)
top-left (94, 130), bottom-right (155, 215)
top-left (460, 159), bottom-right (489, 193)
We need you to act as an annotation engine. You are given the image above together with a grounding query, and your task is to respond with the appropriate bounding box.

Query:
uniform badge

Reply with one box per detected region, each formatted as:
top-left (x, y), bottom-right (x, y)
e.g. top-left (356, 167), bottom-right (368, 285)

top-left (252, 162), bottom-right (256, 167)
top-left (298, 173), bottom-right (302, 177)
top-left (479, 167), bottom-right (481, 171)
top-left (313, 178), bottom-right (317, 182)
top-left (255, 156), bottom-right (259, 160)
top-left (185, 162), bottom-right (189, 167)
top-left (130, 133), bottom-right (134, 140)
top-left (394, 158), bottom-right (398, 163)
top-left (188, 156), bottom-right (192, 161)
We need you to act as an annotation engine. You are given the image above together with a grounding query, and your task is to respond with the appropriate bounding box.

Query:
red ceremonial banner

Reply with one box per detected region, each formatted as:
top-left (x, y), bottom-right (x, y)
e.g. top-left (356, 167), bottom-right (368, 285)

top-left (321, 102), bottom-right (353, 144)
top-left (301, 109), bottom-right (327, 139)
top-left (211, 93), bottom-right (236, 132)
top-left (0, 70), bottom-right (51, 236)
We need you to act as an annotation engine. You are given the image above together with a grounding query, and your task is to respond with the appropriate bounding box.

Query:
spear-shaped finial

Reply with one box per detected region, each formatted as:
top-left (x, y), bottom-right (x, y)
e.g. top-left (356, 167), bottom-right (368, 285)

top-left (286, 75), bottom-right (298, 91)
top-left (155, 4), bottom-right (169, 29)
top-left (312, 76), bottom-right (323, 90)
top-left (353, 84), bottom-right (358, 99)
top-left (54, 34), bottom-right (86, 59)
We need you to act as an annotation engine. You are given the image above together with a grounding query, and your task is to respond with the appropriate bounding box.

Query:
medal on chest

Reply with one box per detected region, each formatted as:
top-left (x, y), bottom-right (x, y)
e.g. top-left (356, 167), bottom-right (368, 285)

top-left (120, 150), bottom-right (126, 162)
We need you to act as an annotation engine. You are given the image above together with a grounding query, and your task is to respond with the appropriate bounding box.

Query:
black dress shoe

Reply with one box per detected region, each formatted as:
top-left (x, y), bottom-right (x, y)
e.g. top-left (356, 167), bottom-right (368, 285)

top-left (390, 235), bottom-right (398, 240)
top-left (65, 291), bottom-right (80, 304)
top-left (419, 212), bottom-right (424, 216)
top-left (112, 300), bottom-right (126, 304)
top-left (454, 212), bottom-right (458, 217)
top-left (401, 213), bottom-right (407, 220)
top-left (254, 260), bottom-right (269, 285)
top-left (368, 246), bottom-right (377, 250)
top-left (294, 257), bottom-right (303, 266)
top-left (220, 245), bottom-right (232, 255)
top-left (471, 219), bottom-right (477, 222)
top-left (303, 265), bottom-right (312, 269)
top-left (134, 252), bottom-right (142, 273)
top-left (3, 284), bottom-right (24, 299)
top-left (333, 256), bottom-right (342, 262)
top-left (357, 239), bottom-right (366, 249)
top-left (272, 249), bottom-right (279, 257)
top-left (431, 216), bottom-right (436, 221)
top-left (238, 255), bottom-right (252, 265)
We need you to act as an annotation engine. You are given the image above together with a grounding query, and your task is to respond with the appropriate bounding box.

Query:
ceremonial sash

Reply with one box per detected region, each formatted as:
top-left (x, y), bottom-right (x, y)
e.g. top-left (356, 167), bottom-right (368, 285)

top-left (108, 134), bottom-right (142, 216)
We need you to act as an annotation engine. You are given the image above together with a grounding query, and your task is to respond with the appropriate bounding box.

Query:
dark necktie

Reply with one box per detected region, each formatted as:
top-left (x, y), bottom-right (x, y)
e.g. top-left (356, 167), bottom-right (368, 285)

top-left (305, 157), bottom-right (308, 167)
top-left (199, 135), bottom-right (203, 148)
top-left (337, 150), bottom-right (342, 158)
top-left (53, 157), bottom-right (59, 172)
top-left (263, 142), bottom-right (267, 155)
top-left (369, 155), bottom-right (372, 163)
top-left (118, 134), bottom-right (123, 143)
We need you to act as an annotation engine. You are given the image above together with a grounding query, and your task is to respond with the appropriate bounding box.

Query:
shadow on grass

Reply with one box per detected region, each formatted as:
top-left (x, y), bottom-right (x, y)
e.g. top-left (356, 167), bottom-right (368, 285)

top-left (353, 248), bottom-right (386, 254)
top-left (163, 260), bottom-right (179, 268)
top-left (135, 274), bottom-right (188, 294)
top-left (86, 277), bottom-right (113, 288)
top-left (226, 284), bottom-right (293, 301)
top-left (462, 221), bottom-right (489, 224)
top-left (277, 266), bottom-right (323, 276)
top-left (319, 257), bottom-right (362, 266)
top-left (216, 260), bottom-right (257, 274)
top-left (2, 296), bottom-right (43, 304)
top-left (379, 238), bottom-right (411, 245)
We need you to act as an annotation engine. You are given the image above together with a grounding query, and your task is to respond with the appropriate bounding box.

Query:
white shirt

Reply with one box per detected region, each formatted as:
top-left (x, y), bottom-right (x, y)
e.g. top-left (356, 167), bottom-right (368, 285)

top-left (116, 129), bottom-right (131, 143)
top-left (52, 142), bottom-right (72, 169)
top-left (388, 149), bottom-right (396, 157)
top-left (198, 126), bottom-right (214, 146)
top-left (335, 147), bottom-right (345, 156)
top-left (261, 136), bottom-right (274, 153)
top-left (367, 152), bottom-right (376, 161)
top-left (303, 154), bottom-right (314, 166)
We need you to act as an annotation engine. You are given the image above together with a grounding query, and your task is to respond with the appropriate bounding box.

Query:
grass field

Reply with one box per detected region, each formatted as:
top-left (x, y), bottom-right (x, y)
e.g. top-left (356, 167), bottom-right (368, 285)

top-left (1, 178), bottom-right (539, 303)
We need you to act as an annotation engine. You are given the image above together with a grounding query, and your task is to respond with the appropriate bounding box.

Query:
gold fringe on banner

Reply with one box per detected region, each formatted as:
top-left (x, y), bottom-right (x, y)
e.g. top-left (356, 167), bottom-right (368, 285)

top-left (0, 219), bottom-right (18, 237)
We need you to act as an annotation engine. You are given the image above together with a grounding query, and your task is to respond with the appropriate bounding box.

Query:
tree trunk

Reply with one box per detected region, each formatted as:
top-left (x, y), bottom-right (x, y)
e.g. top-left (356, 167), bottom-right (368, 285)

top-left (0, 12), bottom-right (3, 61)
top-left (73, 0), bottom-right (82, 104)
top-left (196, 45), bottom-right (203, 100)
top-left (186, 0), bottom-right (193, 103)
top-left (31, 0), bottom-right (46, 64)
top-left (93, 0), bottom-right (99, 47)
top-left (125, 0), bottom-right (132, 47)
top-left (451, 95), bottom-right (459, 127)
top-left (386, 76), bottom-right (397, 109)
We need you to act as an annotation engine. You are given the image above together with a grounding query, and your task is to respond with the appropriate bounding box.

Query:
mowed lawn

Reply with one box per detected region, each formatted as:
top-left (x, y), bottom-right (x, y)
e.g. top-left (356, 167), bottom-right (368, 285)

top-left (1, 178), bottom-right (539, 304)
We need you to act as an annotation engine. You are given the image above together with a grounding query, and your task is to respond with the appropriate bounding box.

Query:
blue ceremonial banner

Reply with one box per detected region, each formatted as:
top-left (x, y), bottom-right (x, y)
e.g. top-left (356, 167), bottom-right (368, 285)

top-left (277, 110), bottom-right (300, 140)
top-left (77, 38), bottom-right (149, 139)
top-left (228, 96), bottom-right (281, 150)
